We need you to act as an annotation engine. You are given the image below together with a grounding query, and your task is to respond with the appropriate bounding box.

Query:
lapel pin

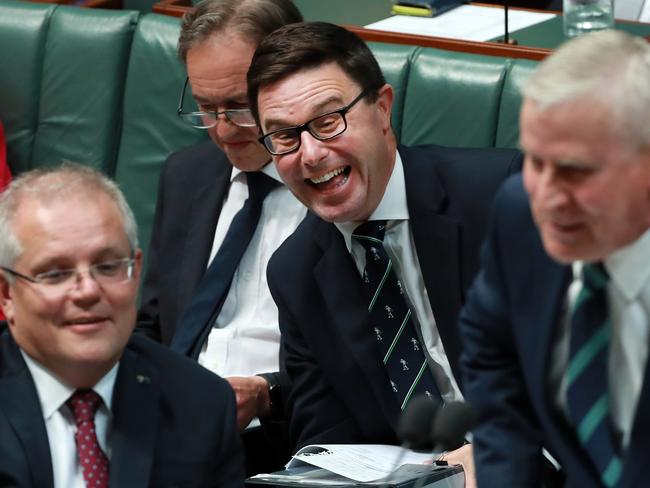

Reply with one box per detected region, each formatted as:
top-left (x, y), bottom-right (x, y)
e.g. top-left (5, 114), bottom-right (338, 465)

top-left (136, 374), bottom-right (151, 385)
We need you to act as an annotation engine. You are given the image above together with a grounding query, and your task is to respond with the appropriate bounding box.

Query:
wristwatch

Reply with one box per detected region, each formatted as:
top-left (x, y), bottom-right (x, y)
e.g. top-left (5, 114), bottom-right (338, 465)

top-left (257, 372), bottom-right (284, 420)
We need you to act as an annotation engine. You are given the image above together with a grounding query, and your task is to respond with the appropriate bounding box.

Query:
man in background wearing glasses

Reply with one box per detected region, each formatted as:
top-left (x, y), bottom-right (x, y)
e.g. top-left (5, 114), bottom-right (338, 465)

top-left (136, 0), bottom-right (304, 475)
top-left (247, 22), bottom-right (523, 486)
top-left (0, 164), bottom-right (243, 487)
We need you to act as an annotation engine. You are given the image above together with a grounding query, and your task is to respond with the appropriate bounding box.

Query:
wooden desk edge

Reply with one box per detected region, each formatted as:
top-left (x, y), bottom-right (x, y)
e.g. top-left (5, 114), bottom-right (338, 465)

top-left (151, 0), bottom-right (550, 59)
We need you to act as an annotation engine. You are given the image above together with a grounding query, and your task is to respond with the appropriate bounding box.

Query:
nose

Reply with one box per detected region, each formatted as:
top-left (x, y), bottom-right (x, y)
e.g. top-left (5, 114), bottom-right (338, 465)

top-left (534, 164), bottom-right (570, 210)
top-left (68, 270), bottom-right (102, 304)
top-left (213, 113), bottom-right (240, 138)
top-left (298, 130), bottom-right (328, 167)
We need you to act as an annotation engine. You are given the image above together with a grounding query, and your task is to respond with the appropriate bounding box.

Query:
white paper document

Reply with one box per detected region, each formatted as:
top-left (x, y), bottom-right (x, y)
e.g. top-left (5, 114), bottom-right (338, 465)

top-left (365, 5), bottom-right (556, 42)
top-left (287, 444), bottom-right (436, 482)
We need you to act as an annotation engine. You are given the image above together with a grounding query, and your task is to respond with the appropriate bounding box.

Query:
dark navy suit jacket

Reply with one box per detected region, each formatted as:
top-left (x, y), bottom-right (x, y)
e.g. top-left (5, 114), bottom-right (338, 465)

top-left (135, 141), bottom-right (292, 470)
top-left (267, 144), bottom-right (522, 449)
top-left (460, 174), bottom-right (650, 487)
top-left (0, 331), bottom-right (244, 488)
top-left (137, 141), bottom-right (232, 346)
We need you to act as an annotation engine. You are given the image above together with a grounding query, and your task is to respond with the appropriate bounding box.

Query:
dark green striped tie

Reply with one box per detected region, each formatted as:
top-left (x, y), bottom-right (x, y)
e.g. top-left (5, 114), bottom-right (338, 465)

top-left (566, 263), bottom-right (622, 487)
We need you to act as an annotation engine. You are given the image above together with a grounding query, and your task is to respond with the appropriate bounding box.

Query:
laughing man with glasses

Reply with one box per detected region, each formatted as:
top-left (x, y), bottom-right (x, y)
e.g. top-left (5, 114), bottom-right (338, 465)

top-left (246, 22), bottom-right (525, 487)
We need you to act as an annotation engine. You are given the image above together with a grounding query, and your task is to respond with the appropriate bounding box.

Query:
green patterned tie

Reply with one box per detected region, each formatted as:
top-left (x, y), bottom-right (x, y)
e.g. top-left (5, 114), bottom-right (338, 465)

top-left (566, 263), bottom-right (621, 487)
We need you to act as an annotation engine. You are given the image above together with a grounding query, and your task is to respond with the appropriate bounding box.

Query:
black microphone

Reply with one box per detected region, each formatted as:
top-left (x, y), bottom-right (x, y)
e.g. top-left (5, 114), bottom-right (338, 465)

top-left (431, 401), bottom-right (475, 452)
top-left (380, 395), bottom-right (441, 488)
top-left (398, 395), bottom-right (442, 451)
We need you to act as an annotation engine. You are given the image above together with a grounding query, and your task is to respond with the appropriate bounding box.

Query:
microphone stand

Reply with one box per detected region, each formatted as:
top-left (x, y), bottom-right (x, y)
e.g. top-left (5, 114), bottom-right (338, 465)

top-left (498, 0), bottom-right (519, 45)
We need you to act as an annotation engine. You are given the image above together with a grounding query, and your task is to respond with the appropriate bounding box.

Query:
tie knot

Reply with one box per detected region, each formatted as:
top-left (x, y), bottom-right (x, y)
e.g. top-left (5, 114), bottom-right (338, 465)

top-left (352, 220), bottom-right (387, 244)
top-left (582, 263), bottom-right (609, 291)
top-left (67, 389), bottom-right (102, 424)
top-left (246, 171), bottom-right (279, 202)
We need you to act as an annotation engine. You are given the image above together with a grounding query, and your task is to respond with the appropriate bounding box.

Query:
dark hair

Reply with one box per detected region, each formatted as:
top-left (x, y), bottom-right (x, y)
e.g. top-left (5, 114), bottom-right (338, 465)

top-left (178, 0), bottom-right (303, 63)
top-left (247, 21), bottom-right (386, 123)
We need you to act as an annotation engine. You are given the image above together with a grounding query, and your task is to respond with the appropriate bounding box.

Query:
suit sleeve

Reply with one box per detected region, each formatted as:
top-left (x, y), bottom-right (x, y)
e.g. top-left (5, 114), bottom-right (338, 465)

top-left (211, 382), bottom-right (246, 488)
top-left (135, 156), bottom-right (171, 343)
top-left (459, 181), bottom-right (545, 487)
top-left (268, 256), bottom-right (365, 451)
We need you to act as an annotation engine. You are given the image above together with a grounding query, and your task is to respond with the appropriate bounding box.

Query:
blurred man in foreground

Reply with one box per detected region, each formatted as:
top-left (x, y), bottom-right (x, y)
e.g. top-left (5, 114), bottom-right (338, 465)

top-left (461, 30), bottom-right (650, 488)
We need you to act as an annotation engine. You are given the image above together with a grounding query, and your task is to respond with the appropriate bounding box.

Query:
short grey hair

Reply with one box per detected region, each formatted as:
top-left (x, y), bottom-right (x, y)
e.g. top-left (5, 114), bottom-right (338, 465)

top-left (178, 0), bottom-right (303, 63)
top-left (0, 163), bottom-right (138, 272)
top-left (522, 29), bottom-right (650, 151)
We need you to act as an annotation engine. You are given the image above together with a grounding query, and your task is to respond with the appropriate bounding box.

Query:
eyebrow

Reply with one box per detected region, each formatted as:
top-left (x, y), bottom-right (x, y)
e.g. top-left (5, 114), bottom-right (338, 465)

top-left (263, 95), bottom-right (346, 132)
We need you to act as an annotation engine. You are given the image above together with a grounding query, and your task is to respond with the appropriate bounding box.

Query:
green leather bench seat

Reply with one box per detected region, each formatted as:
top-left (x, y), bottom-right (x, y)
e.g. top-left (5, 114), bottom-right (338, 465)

top-left (114, 13), bottom-right (205, 264)
top-left (0, 0), bottom-right (537, 271)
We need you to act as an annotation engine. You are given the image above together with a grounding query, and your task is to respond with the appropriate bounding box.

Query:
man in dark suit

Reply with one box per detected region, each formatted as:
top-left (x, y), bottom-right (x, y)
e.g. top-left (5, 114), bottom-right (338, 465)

top-left (246, 22), bottom-right (522, 485)
top-left (0, 164), bottom-right (243, 487)
top-left (136, 0), bottom-right (304, 474)
top-left (460, 30), bottom-right (650, 487)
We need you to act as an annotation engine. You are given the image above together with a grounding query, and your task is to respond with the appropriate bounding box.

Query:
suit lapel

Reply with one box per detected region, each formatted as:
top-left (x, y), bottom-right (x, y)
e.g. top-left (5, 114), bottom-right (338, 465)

top-left (109, 347), bottom-right (159, 488)
top-left (528, 250), bottom-right (572, 422)
top-left (312, 221), bottom-right (401, 432)
top-left (177, 162), bottom-right (230, 314)
top-left (524, 236), bottom-right (595, 476)
top-left (400, 146), bottom-right (464, 381)
top-left (0, 334), bottom-right (54, 488)
top-left (619, 353), bottom-right (650, 486)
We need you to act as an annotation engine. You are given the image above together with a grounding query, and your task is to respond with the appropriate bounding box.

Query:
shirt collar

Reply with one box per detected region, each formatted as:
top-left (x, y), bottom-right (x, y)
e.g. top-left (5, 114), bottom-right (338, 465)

top-left (572, 227), bottom-right (650, 302)
top-left (605, 227), bottom-right (650, 301)
top-left (21, 351), bottom-right (118, 420)
top-left (230, 161), bottom-right (284, 184)
top-left (336, 149), bottom-right (409, 253)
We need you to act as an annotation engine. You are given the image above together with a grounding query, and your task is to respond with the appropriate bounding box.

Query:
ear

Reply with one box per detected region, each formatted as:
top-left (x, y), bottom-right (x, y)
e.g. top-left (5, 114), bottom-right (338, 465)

top-left (375, 83), bottom-right (394, 134)
top-left (132, 248), bottom-right (144, 284)
top-left (0, 274), bottom-right (15, 326)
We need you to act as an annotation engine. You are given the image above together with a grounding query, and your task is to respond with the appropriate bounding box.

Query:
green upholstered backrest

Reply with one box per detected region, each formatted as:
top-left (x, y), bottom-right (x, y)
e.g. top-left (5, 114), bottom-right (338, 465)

top-left (402, 48), bottom-right (510, 148)
top-left (114, 13), bottom-right (208, 266)
top-left (496, 59), bottom-right (538, 149)
top-left (32, 6), bottom-right (138, 174)
top-left (0, 1), bottom-right (137, 174)
top-left (0, 1), bottom-right (56, 173)
top-left (367, 42), bottom-right (420, 142)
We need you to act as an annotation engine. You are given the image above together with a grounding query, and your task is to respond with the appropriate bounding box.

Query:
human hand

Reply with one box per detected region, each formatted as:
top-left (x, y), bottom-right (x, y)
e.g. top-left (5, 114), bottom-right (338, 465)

top-left (226, 375), bottom-right (271, 431)
top-left (438, 444), bottom-right (476, 488)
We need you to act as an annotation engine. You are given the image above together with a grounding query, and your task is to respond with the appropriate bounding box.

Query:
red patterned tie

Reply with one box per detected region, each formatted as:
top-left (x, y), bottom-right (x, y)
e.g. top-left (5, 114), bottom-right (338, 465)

top-left (66, 389), bottom-right (110, 488)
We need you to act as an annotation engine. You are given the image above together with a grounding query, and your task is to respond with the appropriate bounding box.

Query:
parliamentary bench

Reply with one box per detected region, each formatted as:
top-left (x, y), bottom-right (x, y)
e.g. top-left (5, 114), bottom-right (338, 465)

top-left (0, 0), bottom-right (537, 269)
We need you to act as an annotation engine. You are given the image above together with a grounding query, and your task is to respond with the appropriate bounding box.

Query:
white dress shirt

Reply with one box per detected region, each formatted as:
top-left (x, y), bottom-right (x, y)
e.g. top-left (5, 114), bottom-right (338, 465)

top-left (22, 352), bottom-right (117, 488)
top-left (550, 228), bottom-right (650, 450)
top-left (335, 150), bottom-right (464, 404)
top-left (198, 163), bottom-right (307, 378)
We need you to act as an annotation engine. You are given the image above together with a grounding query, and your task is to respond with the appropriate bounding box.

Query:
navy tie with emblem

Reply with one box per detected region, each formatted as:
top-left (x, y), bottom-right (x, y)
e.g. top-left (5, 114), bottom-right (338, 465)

top-left (352, 220), bottom-right (442, 410)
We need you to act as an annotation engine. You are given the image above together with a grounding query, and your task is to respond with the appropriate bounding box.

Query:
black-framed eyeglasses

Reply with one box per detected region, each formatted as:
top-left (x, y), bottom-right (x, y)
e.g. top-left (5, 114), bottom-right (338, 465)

top-left (1, 257), bottom-right (136, 297)
top-left (177, 77), bottom-right (257, 129)
top-left (259, 89), bottom-right (370, 156)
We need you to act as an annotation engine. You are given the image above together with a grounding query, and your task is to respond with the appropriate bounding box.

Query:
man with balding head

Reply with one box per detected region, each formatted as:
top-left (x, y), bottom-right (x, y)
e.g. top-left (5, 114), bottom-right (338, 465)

top-left (137, 0), bottom-right (304, 474)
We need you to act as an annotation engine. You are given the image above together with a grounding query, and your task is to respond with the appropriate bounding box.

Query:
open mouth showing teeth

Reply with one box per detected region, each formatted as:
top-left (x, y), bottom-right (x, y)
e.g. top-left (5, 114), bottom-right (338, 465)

top-left (308, 166), bottom-right (351, 185)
